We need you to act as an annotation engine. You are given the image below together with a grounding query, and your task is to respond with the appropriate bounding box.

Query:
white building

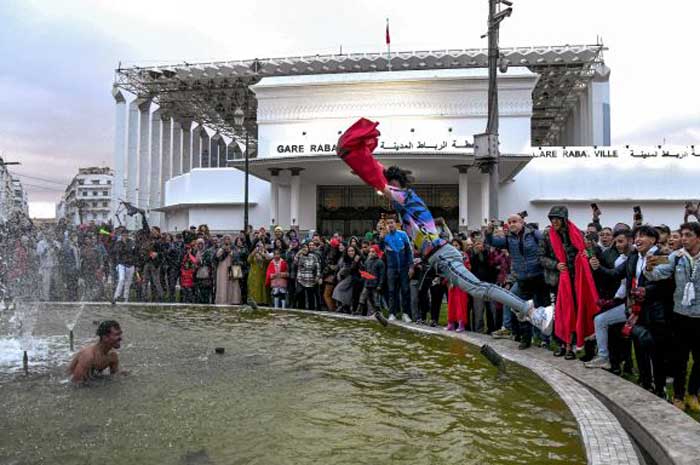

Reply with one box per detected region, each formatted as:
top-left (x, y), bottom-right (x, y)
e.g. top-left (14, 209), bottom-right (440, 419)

top-left (0, 157), bottom-right (28, 222)
top-left (57, 167), bottom-right (114, 225)
top-left (110, 45), bottom-right (699, 234)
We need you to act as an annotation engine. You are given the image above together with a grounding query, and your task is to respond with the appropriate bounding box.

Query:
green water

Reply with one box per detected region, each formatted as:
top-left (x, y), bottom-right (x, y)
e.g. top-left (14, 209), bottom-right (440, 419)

top-left (0, 305), bottom-right (585, 465)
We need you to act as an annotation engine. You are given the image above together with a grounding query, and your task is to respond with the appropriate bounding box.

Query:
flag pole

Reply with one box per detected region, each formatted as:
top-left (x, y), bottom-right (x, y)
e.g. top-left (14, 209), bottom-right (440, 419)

top-left (386, 18), bottom-right (392, 71)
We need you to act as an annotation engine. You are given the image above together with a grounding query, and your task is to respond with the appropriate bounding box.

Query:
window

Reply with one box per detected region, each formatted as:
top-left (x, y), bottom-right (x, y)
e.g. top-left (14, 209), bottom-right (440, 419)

top-left (103, 190), bottom-right (108, 196)
top-left (78, 180), bottom-right (85, 185)
top-left (92, 202), bottom-right (97, 208)
top-left (102, 201), bottom-right (109, 208)
top-left (101, 212), bottom-right (108, 219)
top-left (92, 191), bottom-right (98, 196)
top-left (91, 180), bottom-right (100, 185)
top-left (82, 191), bottom-right (88, 197)
top-left (107, 180), bottom-right (112, 185)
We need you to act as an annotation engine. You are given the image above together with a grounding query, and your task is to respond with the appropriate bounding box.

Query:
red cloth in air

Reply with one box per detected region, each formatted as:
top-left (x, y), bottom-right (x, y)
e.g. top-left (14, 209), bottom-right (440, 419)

top-left (337, 118), bottom-right (387, 192)
top-left (549, 222), bottom-right (600, 348)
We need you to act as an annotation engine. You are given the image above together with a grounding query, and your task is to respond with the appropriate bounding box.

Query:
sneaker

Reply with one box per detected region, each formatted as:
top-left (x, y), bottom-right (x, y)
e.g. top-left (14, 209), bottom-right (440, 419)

top-left (564, 350), bottom-right (576, 360)
top-left (388, 314), bottom-right (397, 321)
top-left (553, 347), bottom-right (566, 357)
top-left (584, 356), bottom-right (611, 370)
top-left (492, 328), bottom-right (512, 339)
top-left (456, 321), bottom-right (466, 333)
top-left (539, 340), bottom-right (549, 349)
top-left (429, 321), bottom-right (438, 328)
top-left (401, 313), bottom-right (412, 323)
top-left (686, 395), bottom-right (700, 413)
top-left (673, 398), bottom-right (687, 411)
top-left (518, 339), bottom-right (531, 350)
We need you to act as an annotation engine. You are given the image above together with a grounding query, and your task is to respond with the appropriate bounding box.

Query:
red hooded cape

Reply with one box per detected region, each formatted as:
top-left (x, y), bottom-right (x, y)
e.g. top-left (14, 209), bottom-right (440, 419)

top-left (336, 118), bottom-right (387, 191)
top-left (549, 221), bottom-right (600, 348)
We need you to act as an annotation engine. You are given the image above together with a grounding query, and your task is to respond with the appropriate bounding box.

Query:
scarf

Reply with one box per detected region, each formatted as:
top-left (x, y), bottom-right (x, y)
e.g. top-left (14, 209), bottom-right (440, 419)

top-left (679, 249), bottom-right (699, 306)
top-left (549, 222), bottom-right (600, 348)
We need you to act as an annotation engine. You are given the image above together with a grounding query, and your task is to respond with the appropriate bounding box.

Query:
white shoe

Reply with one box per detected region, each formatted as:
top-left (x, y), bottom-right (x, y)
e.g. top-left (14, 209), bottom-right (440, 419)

top-left (388, 314), bottom-right (397, 321)
top-left (401, 314), bottom-right (412, 323)
top-left (584, 356), bottom-right (611, 370)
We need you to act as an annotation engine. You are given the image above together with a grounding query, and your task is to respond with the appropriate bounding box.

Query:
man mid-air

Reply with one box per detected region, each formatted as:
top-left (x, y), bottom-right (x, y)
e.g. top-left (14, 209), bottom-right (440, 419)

top-left (69, 320), bottom-right (124, 384)
top-left (336, 118), bottom-right (553, 334)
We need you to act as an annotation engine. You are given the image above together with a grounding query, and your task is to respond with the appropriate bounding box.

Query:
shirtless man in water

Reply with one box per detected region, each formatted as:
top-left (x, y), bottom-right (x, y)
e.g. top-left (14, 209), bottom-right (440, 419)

top-left (69, 320), bottom-right (123, 384)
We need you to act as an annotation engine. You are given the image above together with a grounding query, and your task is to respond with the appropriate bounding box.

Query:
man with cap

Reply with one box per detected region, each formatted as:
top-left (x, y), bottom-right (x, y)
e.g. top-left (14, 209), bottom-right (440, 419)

top-left (540, 206), bottom-right (600, 359)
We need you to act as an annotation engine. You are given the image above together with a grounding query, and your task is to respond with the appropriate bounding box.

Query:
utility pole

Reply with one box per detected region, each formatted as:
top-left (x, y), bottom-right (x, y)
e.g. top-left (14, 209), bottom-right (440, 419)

top-left (474, 0), bottom-right (512, 221)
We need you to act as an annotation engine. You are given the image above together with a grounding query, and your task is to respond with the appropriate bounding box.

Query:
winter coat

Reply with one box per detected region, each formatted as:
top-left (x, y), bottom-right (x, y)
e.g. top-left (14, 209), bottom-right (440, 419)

top-left (113, 238), bottom-right (138, 267)
top-left (180, 252), bottom-right (198, 289)
top-left (363, 256), bottom-right (385, 289)
top-left (469, 249), bottom-right (498, 283)
top-left (486, 226), bottom-right (543, 280)
top-left (380, 230), bottom-right (413, 270)
top-left (540, 226), bottom-right (579, 289)
top-left (265, 258), bottom-right (289, 289)
top-left (644, 249), bottom-right (700, 318)
top-left (596, 248), bottom-right (674, 324)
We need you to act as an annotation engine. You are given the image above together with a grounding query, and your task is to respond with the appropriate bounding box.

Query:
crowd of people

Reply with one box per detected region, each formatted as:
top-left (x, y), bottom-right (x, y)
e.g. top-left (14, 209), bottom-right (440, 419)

top-left (1, 202), bottom-right (698, 413)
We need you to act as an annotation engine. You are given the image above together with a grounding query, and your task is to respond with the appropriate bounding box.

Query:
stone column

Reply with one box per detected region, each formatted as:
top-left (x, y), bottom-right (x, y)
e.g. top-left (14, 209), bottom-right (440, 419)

top-left (160, 115), bottom-right (172, 205)
top-left (137, 99), bottom-right (151, 211)
top-left (480, 168), bottom-right (490, 226)
top-left (181, 120), bottom-right (192, 173)
top-left (111, 87), bottom-right (127, 223)
top-left (269, 168), bottom-right (281, 228)
top-left (455, 165), bottom-right (470, 233)
top-left (171, 120), bottom-right (182, 177)
top-left (126, 99), bottom-right (140, 228)
top-left (200, 130), bottom-right (210, 170)
top-left (149, 109), bottom-right (162, 225)
top-left (192, 125), bottom-right (202, 169)
top-left (289, 167), bottom-right (304, 230)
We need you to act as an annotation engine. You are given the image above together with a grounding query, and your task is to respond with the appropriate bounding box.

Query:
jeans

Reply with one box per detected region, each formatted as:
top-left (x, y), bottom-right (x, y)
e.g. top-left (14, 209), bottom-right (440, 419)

top-left (387, 267), bottom-right (411, 317)
top-left (672, 313), bottom-right (700, 399)
top-left (593, 304), bottom-right (627, 358)
top-left (114, 264), bottom-right (135, 302)
top-left (471, 298), bottom-right (493, 333)
top-left (429, 244), bottom-right (529, 314)
top-left (142, 263), bottom-right (164, 301)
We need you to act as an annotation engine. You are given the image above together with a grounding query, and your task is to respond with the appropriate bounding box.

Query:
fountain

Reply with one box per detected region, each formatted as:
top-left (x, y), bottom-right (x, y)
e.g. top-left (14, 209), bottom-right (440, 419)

top-left (65, 303), bottom-right (86, 352)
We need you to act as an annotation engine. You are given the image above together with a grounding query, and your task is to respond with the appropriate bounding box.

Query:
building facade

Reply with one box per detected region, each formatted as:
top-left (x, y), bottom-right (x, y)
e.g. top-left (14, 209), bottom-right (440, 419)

top-left (113, 45), bottom-right (620, 233)
top-left (0, 157), bottom-right (28, 223)
top-left (57, 167), bottom-right (114, 225)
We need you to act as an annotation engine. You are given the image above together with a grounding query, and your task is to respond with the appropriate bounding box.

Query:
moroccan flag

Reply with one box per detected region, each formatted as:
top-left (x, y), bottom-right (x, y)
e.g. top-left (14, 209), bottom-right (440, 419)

top-left (385, 19), bottom-right (390, 45)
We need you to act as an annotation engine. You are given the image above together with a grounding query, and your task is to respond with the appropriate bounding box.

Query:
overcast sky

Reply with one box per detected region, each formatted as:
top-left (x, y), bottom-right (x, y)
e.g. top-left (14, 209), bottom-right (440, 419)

top-left (1, 0), bottom-right (698, 218)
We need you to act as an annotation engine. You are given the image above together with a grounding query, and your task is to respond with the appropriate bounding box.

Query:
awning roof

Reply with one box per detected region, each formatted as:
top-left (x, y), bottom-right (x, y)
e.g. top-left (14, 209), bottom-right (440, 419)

top-left (115, 43), bottom-right (606, 147)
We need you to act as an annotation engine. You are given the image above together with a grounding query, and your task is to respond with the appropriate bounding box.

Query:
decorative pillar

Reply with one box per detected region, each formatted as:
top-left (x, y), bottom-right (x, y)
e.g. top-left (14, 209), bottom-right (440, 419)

top-left (455, 165), bottom-right (470, 233)
top-left (171, 120), bottom-right (182, 177)
top-left (149, 109), bottom-right (162, 225)
top-left (137, 98), bottom-right (151, 211)
top-left (111, 87), bottom-right (127, 224)
top-left (126, 99), bottom-right (139, 228)
top-left (181, 120), bottom-right (192, 173)
top-left (192, 125), bottom-right (202, 169)
top-left (200, 129), bottom-right (210, 170)
top-left (269, 168), bottom-right (281, 228)
top-left (289, 167), bottom-right (304, 231)
top-left (160, 115), bottom-right (172, 204)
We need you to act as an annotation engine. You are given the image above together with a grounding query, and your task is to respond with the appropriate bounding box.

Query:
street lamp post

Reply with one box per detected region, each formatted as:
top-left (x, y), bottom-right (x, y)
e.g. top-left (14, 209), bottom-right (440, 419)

top-left (475, 0), bottom-right (513, 221)
top-left (233, 105), bottom-right (249, 232)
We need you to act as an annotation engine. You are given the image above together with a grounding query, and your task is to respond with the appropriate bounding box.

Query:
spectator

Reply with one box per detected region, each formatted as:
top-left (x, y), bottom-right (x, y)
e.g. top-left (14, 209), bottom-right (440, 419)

top-left (247, 241), bottom-right (270, 305)
top-left (295, 242), bottom-right (321, 310)
top-left (359, 244), bottom-right (385, 316)
top-left (112, 230), bottom-right (137, 304)
top-left (214, 235), bottom-right (242, 305)
top-left (265, 248), bottom-right (289, 308)
top-left (380, 215), bottom-right (413, 322)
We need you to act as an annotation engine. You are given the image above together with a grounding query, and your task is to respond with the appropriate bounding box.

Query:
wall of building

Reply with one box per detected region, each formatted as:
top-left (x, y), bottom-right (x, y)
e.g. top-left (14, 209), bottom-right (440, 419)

top-left (500, 149), bottom-right (699, 229)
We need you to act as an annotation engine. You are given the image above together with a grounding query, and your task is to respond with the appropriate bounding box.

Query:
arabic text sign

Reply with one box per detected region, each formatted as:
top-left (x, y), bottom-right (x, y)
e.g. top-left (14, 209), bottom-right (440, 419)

top-left (275, 139), bottom-right (475, 155)
top-left (530, 146), bottom-right (698, 160)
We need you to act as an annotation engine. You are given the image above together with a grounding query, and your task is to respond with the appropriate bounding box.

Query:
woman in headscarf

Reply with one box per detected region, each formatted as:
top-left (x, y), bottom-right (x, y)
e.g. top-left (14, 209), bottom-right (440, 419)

top-left (247, 240), bottom-right (271, 305)
top-left (332, 245), bottom-right (362, 313)
top-left (214, 235), bottom-right (241, 305)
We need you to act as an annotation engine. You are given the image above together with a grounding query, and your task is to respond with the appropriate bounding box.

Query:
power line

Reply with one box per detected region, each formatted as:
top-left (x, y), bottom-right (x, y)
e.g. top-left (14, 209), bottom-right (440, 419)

top-left (12, 173), bottom-right (68, 186)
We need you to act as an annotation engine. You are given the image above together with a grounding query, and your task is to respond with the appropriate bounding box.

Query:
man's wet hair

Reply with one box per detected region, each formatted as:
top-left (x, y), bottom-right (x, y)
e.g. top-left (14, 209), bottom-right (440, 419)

top-left (96, 320), bottom-right (121, 339)
top-left (384, 166), bottom-right (410, 188)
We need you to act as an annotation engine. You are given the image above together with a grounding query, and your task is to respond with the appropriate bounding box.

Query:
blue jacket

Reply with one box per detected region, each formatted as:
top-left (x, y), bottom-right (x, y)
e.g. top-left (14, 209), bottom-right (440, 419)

top-left (380, 230), bottom-right (413, 270)
top-left (486, 226), bottom-right (543, 280)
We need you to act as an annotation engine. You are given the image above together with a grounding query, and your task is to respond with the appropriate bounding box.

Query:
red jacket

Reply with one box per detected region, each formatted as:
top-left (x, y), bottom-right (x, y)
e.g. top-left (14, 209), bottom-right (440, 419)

top-left (180, 252), bottom-right (198, 288)
top-left (265, 258), bottom-right (289, 288)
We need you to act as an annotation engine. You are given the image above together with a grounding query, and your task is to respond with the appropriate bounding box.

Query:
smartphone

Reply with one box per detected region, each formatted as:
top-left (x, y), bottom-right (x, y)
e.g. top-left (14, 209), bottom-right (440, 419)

top-left (633, 206), bottom-right (642, 214)
top-left (590, 203), bottom-right (599, 210)
top-left (518, 210), bottom-right (528, 219)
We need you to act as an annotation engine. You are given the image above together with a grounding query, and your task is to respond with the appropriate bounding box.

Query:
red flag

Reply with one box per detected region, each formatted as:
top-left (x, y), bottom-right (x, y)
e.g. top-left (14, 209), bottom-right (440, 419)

top-left (385, 19), bottom-right (390, 45)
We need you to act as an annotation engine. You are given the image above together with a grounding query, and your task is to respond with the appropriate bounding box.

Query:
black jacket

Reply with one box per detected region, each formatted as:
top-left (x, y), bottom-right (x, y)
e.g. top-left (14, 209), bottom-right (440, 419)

top-left (595, 249), bottom-right (674, 324)
top-left (113, 239), bottom-right (138, 267)
top-left (363, 257), bottom-right (385, 289)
